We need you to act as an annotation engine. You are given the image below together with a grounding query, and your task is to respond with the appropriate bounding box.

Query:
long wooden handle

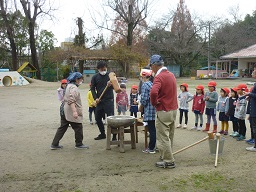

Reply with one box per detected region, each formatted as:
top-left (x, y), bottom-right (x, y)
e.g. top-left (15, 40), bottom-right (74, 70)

top-left (173, 136), bottom-right (209, 155)
top-left (215, 133), bottom-right (221, 168)
top-left (99, 85), bottom-right (108, 100)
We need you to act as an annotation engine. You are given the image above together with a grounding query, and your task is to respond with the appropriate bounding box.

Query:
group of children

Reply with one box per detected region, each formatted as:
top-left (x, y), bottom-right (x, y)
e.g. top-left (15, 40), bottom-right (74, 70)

top-left (177, 80), bottom-right (256, 151)
top-left (57, 78), bottom-right (256, 152)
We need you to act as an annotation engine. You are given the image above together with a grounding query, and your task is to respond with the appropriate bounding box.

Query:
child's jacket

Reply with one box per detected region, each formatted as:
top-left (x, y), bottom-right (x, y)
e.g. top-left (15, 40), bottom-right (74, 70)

top-left (248, 84), bottom-right (256, 118)
top-left (178, 92), bottom-right (193, 110)
top-left (87, 90), bottom-right (95, 108)
top-left (116, 91), bottom-right (129, 106)
top-left (217, 96), bottom-right (229, 113)
top-left (204, 91), bottom-right (218, 108)
top-left (192, 94), bottom-right (205, 114)
top-left (234, 95), bottom-right (247, 120)
top-left (227, 97), bottom-right (237, 116)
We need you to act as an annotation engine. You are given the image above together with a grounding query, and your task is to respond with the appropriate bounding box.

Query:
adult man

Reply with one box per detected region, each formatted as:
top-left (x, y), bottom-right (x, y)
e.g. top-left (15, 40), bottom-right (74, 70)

top-left (91, 61), bottom-right (116, 140)
top-left (150, 55), bottom-right (178, 168)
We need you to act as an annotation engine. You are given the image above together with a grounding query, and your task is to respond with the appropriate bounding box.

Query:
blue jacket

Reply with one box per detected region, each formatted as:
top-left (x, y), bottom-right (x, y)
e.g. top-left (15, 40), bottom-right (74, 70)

top-left (248, 84), bottom-right (256, 117)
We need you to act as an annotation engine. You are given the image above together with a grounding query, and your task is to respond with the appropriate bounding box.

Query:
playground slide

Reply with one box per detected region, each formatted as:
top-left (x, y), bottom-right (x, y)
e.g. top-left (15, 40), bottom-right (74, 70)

top-left (0, 70), bottom-right (29, 87)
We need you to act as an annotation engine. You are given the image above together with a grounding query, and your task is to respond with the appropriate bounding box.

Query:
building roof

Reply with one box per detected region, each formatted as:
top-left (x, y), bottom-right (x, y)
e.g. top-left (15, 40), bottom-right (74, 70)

top-left (220, 44), bottom-right (256, 59)
top-left (17, 62), bottom-right (37, 72)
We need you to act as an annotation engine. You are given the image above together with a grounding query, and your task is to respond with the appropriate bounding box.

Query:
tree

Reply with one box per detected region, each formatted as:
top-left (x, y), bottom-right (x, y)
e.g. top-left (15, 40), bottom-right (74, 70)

top-left (106, 0), bottom-right (149, 47)
top-left (20, 0), bottom-right (54, 79)
top-left (0, 0), bottom-right (18, 70)
top-left (148, 0), bottom-right (205, 76)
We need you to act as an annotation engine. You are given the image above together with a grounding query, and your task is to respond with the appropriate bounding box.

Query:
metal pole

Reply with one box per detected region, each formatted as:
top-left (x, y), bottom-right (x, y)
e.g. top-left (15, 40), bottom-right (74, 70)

top-left (208, 22), bottom-right (211, 76)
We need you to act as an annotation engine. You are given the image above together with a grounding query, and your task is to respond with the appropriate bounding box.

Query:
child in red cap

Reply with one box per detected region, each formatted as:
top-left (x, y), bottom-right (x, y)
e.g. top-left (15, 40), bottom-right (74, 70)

top-left (234, 84), bottom-right (248, 141)
top-left (129, 85), bottom-right (139, 118)
top-left (191, 85), bottom-right (205, 131)
top-left (57, 79), bottom-right (67, 102)
top-left (217, 88), bottom-right (230, 135)
top-left (227, 87), bottom-right (239, 137)
top-left (203, 81), bottom-right (218, 133)
top-left (177, 83), bottom-right (193, 129)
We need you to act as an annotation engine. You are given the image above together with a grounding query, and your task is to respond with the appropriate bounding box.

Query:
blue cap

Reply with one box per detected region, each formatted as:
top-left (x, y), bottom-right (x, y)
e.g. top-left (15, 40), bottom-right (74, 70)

top-left (150, 55), bottom-right (164, 65)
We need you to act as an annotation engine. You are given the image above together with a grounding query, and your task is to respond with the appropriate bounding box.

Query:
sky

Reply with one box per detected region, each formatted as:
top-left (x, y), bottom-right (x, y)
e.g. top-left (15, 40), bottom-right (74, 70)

top-left (39, 0), bottom-right (256, 46)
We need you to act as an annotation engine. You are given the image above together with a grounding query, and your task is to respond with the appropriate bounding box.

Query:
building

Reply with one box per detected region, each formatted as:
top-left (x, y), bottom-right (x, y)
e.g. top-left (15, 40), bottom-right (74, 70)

top-left (220, 44), bottom-right (256, 77)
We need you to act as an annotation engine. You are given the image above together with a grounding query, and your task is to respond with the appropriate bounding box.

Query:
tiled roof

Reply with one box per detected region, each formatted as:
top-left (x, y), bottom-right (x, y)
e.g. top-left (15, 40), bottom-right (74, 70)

top-left (220, 44), bottom-right (256, 59)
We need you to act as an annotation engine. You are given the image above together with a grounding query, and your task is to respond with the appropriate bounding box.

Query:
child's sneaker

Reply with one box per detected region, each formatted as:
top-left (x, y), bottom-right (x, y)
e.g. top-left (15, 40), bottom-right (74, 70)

top-left (142, 148), bottom-right (156, 154)
top-left (90, 121), bottom-right (93, 125)
top-left (183, 124), bottom-right (187, 129)
top-left (229, 132), bottom-right (235, 136)
top-left (246, 146), bottom-right (256, 152)
top-left (191, 126), bottom-right (197, 130)
top-left (176, 124), bottom-right (182, 128)
top-left (237, 135), bottom-right (246, 141)
top-left (224, 131), bottom-right (228, 135)
top-left (233, 132), bottom-right (240, 137)
top-left (197, 126), bottom-right (203, 131)
top-left (219, 130), bottom-right (224, 134)
top-left (248, 140), bottom-right (255, 145)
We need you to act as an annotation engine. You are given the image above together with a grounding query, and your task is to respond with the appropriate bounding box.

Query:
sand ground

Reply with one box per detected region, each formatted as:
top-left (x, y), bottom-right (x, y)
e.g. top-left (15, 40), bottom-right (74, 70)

top-left (0, 78), bottom-right (256, 192)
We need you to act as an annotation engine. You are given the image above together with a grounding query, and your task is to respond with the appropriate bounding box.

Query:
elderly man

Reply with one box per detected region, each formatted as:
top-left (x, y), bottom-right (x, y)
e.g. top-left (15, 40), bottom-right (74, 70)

top-left (150, 55), bottom-right (178, 168)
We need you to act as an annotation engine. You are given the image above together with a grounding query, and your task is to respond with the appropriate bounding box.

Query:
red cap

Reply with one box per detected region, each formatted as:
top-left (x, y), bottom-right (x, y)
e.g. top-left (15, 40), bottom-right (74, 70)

top-left (208, 81), bottom-right (217, 87)
top-left (221, 87), bottom-right (230, 95)
top-left (196, 85), bottom-right (204, 90)
top-left (231, 87), bottom-right (238, 92)
top-left (132, 85), bottom-right (138, 90)
top-left (180, 83), bottom-right (189, 91)
top-left (237, 84), bottom-right (247, 90)
top-left (61, 79), bottom-right (67, 84)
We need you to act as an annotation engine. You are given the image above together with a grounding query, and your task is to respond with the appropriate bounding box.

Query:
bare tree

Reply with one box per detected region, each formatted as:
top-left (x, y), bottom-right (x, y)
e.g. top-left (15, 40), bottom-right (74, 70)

top-left (20, 0), bottom-right (55, 79)
top-left (94, 0), bottom-right (149, 47)
top-left (0, 0), bottom-right (18, 70)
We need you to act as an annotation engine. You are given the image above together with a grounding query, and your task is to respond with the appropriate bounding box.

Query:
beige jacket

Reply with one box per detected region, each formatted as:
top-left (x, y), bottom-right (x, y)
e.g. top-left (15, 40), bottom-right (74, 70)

top-left (64, 84), bottom-right (83, 123)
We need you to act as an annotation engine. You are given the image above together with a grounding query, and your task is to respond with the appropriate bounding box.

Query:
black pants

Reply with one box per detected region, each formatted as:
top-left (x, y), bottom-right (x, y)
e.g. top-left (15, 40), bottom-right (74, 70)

top-left (238, 119), bottom-right (246, 137)
top-left (179, 109), bottom-right (188, 124)
top-left (232, 121), bottom-right (239, 132)
top-left (52, 115), bottom-right (83, 147)
top-left (95, 99), bottom-right (114, 135)
top-left (147, 120), bottom-right (156, 150)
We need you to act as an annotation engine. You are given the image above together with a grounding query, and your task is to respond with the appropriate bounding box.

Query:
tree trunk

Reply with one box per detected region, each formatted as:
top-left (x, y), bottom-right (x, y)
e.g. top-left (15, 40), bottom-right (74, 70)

top-left (28, 22), bottom-right (41, 79)
top-left (0, 0), bottom-right (18, 70)
top-left (9, 36), bottom-right (18, 71)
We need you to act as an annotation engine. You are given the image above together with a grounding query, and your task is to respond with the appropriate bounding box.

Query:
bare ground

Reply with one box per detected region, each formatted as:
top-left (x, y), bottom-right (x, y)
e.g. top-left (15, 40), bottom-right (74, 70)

top-left (0, 78), bottom-right (256, 192)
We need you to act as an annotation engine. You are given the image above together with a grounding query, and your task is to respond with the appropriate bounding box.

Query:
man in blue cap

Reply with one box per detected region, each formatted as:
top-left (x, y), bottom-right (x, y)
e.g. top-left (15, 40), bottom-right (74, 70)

top-left (150, 55), bottom-right (178, 168)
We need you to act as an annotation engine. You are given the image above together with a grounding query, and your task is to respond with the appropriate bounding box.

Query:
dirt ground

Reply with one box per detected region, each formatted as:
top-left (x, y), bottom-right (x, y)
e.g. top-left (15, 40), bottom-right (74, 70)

top-left (0, 77), bottom-right (256, 192)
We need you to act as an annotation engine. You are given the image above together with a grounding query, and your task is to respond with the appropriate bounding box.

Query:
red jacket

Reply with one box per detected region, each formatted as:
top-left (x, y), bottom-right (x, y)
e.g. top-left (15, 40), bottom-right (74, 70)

top-left (150, 70), bottom-right (178, 111)
top-left (116, 91), bottom-right (129, 106)
top-left (192, 94), bottom-right (205, 113)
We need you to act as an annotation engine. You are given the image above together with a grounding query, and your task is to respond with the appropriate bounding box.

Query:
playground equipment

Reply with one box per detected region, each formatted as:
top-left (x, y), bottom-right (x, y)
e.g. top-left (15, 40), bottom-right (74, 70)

top-left (0, 69), bottom-right (29, 87)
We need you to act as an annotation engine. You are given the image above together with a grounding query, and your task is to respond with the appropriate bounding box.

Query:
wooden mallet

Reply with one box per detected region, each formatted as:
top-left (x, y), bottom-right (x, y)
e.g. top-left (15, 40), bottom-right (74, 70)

top-left (172, 132), bottom-right (215, 155)
top-left (215, 133), bottom-right (221, 168)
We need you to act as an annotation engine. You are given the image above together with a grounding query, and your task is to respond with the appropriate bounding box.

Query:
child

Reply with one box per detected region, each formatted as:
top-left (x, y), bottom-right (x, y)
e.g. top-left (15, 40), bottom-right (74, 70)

top-left (246, 87), bottom-right (254, 145)
top-left (191, 85), bottom-right (205, 131)
top-left (87, 83), bottom-right (96, 125)
top-left (57, 79), bottom-right (67, 102)
top-left (234, 84), bottom-right (248, 141)
top-left (140, 70), bottom-right (156, 153)
top-left (246, 84), bottom-right (256, 151)
top-left (217, 88), bottom-right (230, 135)
top-left (177, 83), bottom-right (193, 129)
top-left (203, 81), bottom-right (218, 133)
top-left (116, 83), bottom-right (129, 115)
top-left (130, 85), bottom-right (139, 118)
top-left (227, 87), bottom-right (239, 137)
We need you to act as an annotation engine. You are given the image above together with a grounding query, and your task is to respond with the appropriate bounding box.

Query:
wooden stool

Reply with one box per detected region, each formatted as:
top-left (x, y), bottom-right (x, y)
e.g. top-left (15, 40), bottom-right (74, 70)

top-left (106, 124), bottom-right (136, 153)
top-left (135, 118), bottom-right (148, 149)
